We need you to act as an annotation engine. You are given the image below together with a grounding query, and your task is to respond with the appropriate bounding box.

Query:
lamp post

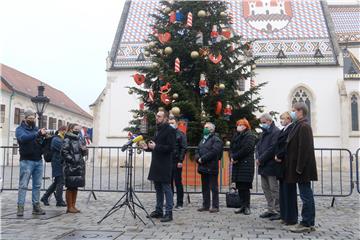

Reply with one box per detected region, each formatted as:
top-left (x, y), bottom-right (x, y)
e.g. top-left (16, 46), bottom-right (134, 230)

top-left (31, 85), bottom-right (50, 128)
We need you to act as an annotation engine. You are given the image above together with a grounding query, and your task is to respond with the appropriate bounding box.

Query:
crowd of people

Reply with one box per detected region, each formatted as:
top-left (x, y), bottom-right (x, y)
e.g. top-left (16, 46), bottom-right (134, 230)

top-left (15, 102), bottom-right (317, 233)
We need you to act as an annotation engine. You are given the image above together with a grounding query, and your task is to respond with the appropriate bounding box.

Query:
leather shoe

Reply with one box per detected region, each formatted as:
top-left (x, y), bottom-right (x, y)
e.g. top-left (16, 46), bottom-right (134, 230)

top-left (243, 207), bottom-right (251, 215)
top-left (56, 201), bottom-right (67, 207)
top-left (234, 207), bottom-right (245, 214)
top-left (197, 207), bottom-right (209, 212)
top-left (160, 212), bottom-right (173, 222)
top-left (269, 213), bottom-right (281, 221)
top-left (209, 208), bottom-right (219, 213)
top-left (259, 211), bottom-right (276, 218)
top-left (147, 211), bottom-right (163, 218)
top-left (40, 197), bottom-right (49, 206)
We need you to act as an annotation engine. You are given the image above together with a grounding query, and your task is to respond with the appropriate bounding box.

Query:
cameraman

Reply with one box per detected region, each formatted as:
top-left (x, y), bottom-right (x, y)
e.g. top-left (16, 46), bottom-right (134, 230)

top-left (15, 110), bottom-right (46, 216)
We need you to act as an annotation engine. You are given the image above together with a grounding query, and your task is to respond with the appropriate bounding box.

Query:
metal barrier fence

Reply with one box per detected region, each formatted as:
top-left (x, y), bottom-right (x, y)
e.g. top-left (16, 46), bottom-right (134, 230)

top-left (356, 148), bottom-right (360, 194)
top-left (0, 146), bottom-right (355, 198)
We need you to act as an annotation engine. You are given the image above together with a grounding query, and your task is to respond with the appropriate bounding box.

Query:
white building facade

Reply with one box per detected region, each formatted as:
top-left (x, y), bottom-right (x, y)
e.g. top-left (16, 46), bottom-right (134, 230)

top-left (91, 0), bottom-right (359, 152)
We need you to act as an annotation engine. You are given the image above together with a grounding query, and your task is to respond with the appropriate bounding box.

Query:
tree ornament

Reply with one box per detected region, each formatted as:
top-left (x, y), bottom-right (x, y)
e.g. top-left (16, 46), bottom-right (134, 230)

top-left (190, 51), bottom-right (199, 59)
top-left (163, 7), bottom-right (171, 14)
top-left (171, 106), bottom-right (181, 116)
top-left (186, 12), bottom-right (192, 27)
top-left (158, 32), bottom-right (171, 44)
top-left (210, 25), bottom-right (219, 44)
top-left (199, 47), bottom-right (210, 57)
top-left (157, 49), bottom-right (164, 55)
top-left (169, 11), bottom-right (176, 23)
top-left (197, 10), bottom-right (206, 18)
top-left (159, 82), bottom-right (171, 94)
top-left (219, 83), bottom-right (225, 90)
top-left (149, 41), bottom-right (156, 48)
top-left (172, 93), bottom-right (179, 99)
top-left (128, 89), bottom-right (134, 95)
top-left (199, 73), bottom-right (209, 96)
top-left (174, 58), bottom-right (180, 73)
top-left (213, 84), bottom-right (220, 95)
top-left (148, 90), bottom-right (154, 102)
top-left (152, 62), bottom-right (159, 68)
top-left (133, 113), bottom-right (139, 118)
top-left (133, 73), bottom-right (145, 85)
top-left (160, 93), bottom-right (171, 105)
top-left (164, 46), bottom-right (173, 55)
top-left (209, 53), bottom-right (222, 64)
top-left (175, 10), bottom-right (184, 22)
top-left (221, 27), bottom-right (232, 39)
top-left (143, 51), bottom-right (150, 57)
top-left (223, 103), bottom-right (232, 121)
top-left (225, 140), bottom-right (231, 146)
top-left (220, 12), bottom-right (227, 17)
top-left (215, 101), bottom-right (222, 115)
top-left (139, 99), bottom-right (145, 110)
top-left (196, 31), bottom-right (203, 45)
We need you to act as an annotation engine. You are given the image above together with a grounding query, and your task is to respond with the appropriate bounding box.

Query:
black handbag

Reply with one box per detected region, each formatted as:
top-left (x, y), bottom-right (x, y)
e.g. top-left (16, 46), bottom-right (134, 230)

top-left (225, 187), bottom-right (241, 208)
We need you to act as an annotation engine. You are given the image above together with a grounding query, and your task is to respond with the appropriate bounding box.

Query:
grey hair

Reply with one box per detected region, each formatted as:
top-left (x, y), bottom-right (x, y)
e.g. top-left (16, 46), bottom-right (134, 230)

top-left (293, 102), bottom-right (308, 117)
top-left (259, 113), bottom-right (273, 122)
top-left (205, 122), bottom-right (215, 132)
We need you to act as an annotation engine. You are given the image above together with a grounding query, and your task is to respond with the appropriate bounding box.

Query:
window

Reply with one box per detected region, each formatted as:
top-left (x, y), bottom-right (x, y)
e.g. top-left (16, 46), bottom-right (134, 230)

top-left (292, 87), bottom-right (312, 125)
top-left (1, 104), bottom-right (5, 123)
top-left (14, 108), bottom-right (22, 124)
top-left (58, 119), bottom-right (64, 128)
top-left (48, 117), bottom-right (57, 130)
top-left (351, 94), bottom-right (359, 131)
top-left (41, 115), bottom-right (48, 128)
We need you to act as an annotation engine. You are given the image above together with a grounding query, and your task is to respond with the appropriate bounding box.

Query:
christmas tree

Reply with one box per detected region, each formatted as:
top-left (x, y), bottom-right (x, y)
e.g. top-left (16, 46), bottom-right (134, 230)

top-left (126, 0), bottom-right (265, 146)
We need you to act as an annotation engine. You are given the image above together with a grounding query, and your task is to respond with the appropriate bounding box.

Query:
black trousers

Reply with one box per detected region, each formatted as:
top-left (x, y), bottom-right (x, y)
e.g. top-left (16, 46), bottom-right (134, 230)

top-left (171, 166), bottom-right (184, 206)
top-left (279, 179), bottom-right (298, 224)
top-left (43, 176), bottom-right (64, 203)
top-left (236, 182), bottom-right (251, 208)
top-left (201, 173), bottom-right (219, 209)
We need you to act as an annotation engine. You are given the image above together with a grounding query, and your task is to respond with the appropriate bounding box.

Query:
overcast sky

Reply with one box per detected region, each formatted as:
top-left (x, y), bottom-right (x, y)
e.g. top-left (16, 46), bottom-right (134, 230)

top-left (1, 0), bottom-right (125, 113)
top-left (1, 0), bottom-right (358, 114)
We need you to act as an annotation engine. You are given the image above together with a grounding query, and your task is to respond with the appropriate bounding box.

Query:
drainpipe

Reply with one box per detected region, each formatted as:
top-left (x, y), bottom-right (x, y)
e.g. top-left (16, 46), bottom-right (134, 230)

top-left (6, 91), bottom-right (15, 166)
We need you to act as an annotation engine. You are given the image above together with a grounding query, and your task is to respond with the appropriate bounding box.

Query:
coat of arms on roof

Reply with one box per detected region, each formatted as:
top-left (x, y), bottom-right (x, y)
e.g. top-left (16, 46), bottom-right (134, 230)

top-left (243, 0), bottom-right (292, 34)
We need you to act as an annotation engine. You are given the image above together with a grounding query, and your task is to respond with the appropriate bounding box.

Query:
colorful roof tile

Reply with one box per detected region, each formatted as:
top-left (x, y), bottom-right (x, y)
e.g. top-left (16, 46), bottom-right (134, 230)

top-left (110, 0), bottom-right (339, 68)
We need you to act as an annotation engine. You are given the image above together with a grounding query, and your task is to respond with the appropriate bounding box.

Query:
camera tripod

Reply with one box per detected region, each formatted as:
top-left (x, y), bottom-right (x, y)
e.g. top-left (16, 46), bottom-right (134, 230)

top-left (97, 146), bottom-right (155, 225)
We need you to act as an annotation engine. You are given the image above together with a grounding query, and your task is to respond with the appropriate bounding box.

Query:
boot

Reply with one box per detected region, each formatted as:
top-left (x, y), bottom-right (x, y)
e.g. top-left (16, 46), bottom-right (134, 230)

top-left (55, 183), bottom-right (66, 207)
top-left (160, 211), bottom-right (173, 222)
top-left (41, 182), bottom-right (56, 206)
top-left (72, 190), bottom-right (80, 213)
top-left (32, 203), bottom-right (46, 215)
top-left (17, 205), bottom-right (24, 217)
top-left (66, 190), bottom-right (77, 213)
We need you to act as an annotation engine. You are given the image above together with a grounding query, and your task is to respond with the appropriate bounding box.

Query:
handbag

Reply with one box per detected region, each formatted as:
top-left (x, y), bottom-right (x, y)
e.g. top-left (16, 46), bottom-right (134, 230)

top-left (225, 187), bottom-right (241, 208)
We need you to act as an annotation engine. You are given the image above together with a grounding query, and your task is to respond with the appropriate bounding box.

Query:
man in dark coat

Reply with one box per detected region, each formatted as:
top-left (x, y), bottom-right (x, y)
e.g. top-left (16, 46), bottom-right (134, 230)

top-left (169, 116), bottom-right (187, 210)
top-left (141, 110), bottom-right (176, 222)
top-left (256, 113), bottom-right (281, 219)
top-left (15, 110), bottom-right (47, 216)
top-left (286, 103), bottom-right (318, 233)
top-left (195, 122), bottom-right (223, 213)
top-left (40, 126), bottom-right (67, 207)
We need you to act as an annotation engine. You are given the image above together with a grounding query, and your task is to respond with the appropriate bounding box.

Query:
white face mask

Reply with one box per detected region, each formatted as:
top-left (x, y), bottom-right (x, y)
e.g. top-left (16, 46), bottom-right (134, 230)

top-left (237, 125), bottom-right (245, 132)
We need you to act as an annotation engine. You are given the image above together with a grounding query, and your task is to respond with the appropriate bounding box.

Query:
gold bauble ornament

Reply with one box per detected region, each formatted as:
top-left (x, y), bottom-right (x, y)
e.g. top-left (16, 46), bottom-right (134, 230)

top-left (149, 41), bottom-right (156, 48)
top-left (197, 10), bottom-right (206, 18)
top-left (164, 47), bottom-right (173, 55)
top-left (219, 83), bottom-right (225, 90)
top-left (143, 51), bottom-right (150, 57)
top-left (220, 12), bottom-right (227, 17)
top-left (133, 113), bottom-right (139, 118)
top-left (171, 106), bottom-right (181, 116)
top-left (152, 62), bottom-right (159, 68)
top-left (225, 141), bottom-right (231, 146)
top-left (128, 89), bottom-right (134, 95)
top-left (190, 51), bottom-right (199, 59)
top-left (172, 93), bottom-right (179, 99)
top-left (163, 7), bottom-right (171, 14)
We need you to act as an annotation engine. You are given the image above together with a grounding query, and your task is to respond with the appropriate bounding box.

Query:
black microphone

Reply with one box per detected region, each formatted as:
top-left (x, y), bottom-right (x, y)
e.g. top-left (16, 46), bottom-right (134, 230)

top-left (121, 135), bottom-right (144, 152)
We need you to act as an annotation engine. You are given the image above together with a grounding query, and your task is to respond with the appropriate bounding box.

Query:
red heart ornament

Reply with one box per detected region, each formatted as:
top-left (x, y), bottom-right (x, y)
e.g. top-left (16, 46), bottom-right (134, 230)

top-left (209, 53), bottom-right (222, 64)
top-left (133, 74), bottom-right (145, 85)
top-left (215, 101), bottom-right (222, 115)
top-left (221, 30), bottom-right (231, 39)
top-left (158, 32), bottom-right (171, 44)
top-left (160, 93), bottom-right (171, 105)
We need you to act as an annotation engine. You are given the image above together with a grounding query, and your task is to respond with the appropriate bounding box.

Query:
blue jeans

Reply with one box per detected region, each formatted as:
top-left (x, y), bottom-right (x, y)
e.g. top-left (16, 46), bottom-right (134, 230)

top-left (154, 182), bottom-right (173, 213)
top-left (298, 182), bottom-right (315, 227)
top-left (17, 160), bottom-right (43, 206)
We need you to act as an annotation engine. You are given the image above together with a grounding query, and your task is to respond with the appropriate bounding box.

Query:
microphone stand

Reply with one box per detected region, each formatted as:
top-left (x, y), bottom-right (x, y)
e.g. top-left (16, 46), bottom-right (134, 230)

top-left (97, 145), bottom-right (155, 225)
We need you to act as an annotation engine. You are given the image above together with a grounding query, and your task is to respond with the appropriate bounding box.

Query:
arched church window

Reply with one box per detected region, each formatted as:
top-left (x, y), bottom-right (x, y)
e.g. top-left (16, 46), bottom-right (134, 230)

top-left (351, 94), bottom-right (359, 131)
top-left (292, 88), bottom-right (312, 124)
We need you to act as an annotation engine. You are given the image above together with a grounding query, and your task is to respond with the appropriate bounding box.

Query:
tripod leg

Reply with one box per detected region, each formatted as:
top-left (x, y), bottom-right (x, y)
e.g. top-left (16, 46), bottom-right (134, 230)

top-left (87, 190), bottom-right (98, 204)
top-left (132, 191), bottom-right (156, 226)
top-left (97, 191), bottom-right (128, 224)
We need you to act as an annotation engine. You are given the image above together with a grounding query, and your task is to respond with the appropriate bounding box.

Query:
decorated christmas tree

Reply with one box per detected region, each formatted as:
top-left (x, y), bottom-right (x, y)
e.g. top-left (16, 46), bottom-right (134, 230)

top-left (126, 0), bottom-right (265, 146)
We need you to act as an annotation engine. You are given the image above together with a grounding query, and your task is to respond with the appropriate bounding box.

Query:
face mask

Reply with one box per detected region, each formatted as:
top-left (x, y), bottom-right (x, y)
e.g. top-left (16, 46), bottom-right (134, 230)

top-left (26, 120), bottom-right (35, 127)
top-left (72, 130), bottom-right (80, 135)
top-left (203, 128), bottom-right (210, 136)
top-left (260, 123), bottom-right (270, 130)
top-left (290, 111), bottom-right (297, 121)
top-left (237, 126), bottom-right (245, 132)
top-left (170, 124), bottom-right (176, 129)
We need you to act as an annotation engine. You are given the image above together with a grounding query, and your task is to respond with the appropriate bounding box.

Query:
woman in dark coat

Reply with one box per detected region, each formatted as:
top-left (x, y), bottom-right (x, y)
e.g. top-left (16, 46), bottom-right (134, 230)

top-left (230, 118), bottom-right (256, 215)
top-left (62, 123), bottom-right (87, 213)
top-left (40, 126), bottom-right (67, 207)
top-left (195, 122), bottom-right (223, 213)
top-left (274, 112), bottom-right (296, 225)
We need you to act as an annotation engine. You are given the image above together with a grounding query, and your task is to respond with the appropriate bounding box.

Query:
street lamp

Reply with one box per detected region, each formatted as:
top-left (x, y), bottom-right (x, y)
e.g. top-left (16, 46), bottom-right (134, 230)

top-left (31, 85), bottom-right (50, 128)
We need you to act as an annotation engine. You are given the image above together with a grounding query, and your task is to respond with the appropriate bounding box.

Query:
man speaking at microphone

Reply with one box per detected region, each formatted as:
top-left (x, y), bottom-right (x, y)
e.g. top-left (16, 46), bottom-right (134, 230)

top-left (140, 109), bottom-right (176, 222)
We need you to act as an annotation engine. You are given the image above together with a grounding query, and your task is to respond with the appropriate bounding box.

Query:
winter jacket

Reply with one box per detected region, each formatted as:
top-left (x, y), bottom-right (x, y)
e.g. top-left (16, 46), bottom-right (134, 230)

top-left (15, 121), bottom-right (44, 161)
top-left (50, 135), bottom-right (64, 178)
top-left (62, 132), bottom-right (86, 188)
top-left (148, 124), bottom-right (176, 183)
top-left (172, 129), bottom-right (187, 168)
top-left (285, 118), bottom-right (318, 183)
top-left (230, 130), bottom-right (257, 183)
top-left (256, 122), bottom-right (281, 177)
top-left (273, 123), bottom-right (294, 179)
top-left (195, 133), bottom-right (223, 175)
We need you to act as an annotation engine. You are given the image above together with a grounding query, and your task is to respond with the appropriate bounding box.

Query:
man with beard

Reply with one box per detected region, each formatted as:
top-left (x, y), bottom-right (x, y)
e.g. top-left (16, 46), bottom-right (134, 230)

top-left (15, 110), bottom-right (47, 216)
top-left (141, 109), bottom-right (176, 222)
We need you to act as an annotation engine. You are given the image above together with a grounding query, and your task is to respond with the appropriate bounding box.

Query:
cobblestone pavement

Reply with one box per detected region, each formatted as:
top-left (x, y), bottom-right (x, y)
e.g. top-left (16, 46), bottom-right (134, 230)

top-left (1, 191), bottom-right (359, 240)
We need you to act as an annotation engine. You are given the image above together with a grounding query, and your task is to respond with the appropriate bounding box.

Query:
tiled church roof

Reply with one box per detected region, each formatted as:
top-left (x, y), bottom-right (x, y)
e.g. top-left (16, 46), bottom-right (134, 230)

top-left (0, 64), bottom-right (93, 120)
top-left (109, 0), bottom-right (344, 69)
top-left (328, 5), bottom-right (360, 46)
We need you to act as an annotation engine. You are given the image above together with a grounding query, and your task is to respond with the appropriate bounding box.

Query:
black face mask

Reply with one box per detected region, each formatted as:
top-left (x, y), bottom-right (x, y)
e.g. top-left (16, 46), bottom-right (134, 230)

top-left (26, 120), bottom-right (35, 127)
top-left (72, 131), bottom-right (80, 135)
